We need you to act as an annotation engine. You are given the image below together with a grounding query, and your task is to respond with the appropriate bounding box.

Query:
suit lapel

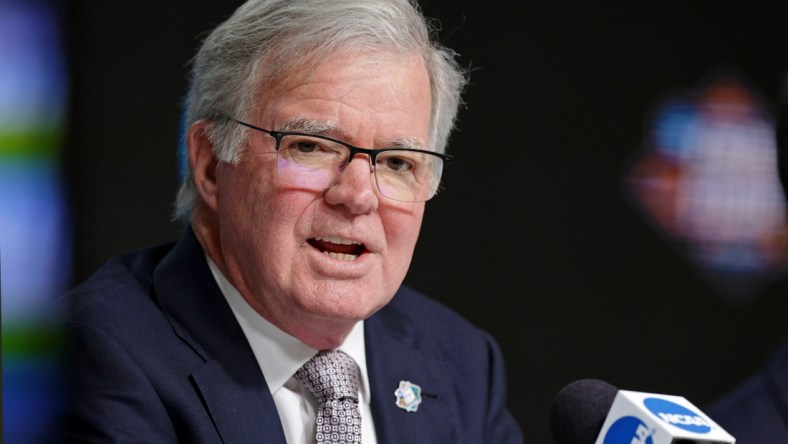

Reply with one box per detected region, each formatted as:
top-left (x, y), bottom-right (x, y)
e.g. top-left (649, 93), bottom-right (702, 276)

top-left (190, 335), bottom-right (287, 444)
top-left (365, 299), bottom-right (463, 443)
top-left (153, 229), bottom-right (286, 444)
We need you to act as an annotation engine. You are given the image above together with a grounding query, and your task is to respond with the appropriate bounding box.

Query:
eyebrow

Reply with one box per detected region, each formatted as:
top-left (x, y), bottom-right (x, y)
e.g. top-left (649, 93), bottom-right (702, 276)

top-left (392, 136), bottom-right (425, 149)
top-left (277, 116), bottom-right (338, 136)
top-left (276, 116), bottom-right (426, 149)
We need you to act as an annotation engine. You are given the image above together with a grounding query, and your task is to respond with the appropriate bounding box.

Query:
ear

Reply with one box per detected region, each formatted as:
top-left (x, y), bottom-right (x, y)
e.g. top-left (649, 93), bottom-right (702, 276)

top-left (187, 119), bottom-right (220, 212)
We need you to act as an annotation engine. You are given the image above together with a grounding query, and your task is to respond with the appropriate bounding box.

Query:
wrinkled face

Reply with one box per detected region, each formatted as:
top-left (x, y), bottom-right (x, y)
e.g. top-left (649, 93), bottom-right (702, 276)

top-left (215, 51), bottom-right (432, 337)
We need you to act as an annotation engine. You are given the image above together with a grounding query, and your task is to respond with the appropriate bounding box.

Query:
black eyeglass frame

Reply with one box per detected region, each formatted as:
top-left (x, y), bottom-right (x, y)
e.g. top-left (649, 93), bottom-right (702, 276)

top-left (222, 116), bottom-right (454, 168)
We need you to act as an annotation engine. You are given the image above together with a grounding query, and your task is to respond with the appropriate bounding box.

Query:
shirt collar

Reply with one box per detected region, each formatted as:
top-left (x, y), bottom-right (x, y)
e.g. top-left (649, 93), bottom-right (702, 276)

top-left (205, 256), bottom-right (372, 404)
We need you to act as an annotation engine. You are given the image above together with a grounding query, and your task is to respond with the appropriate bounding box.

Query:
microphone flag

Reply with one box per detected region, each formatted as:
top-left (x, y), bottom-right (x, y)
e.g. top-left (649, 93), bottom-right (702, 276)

top-left (596, 390), bottom-right (735, 444)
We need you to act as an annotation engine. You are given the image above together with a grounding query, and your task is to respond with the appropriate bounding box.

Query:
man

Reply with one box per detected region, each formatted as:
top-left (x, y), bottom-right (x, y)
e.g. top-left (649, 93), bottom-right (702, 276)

top-left (707, 338), bottom-right (788, 442)
top-left (705, 95), bottom-right (788, 443)
top-left (63, 1), bottom-right (523, 442)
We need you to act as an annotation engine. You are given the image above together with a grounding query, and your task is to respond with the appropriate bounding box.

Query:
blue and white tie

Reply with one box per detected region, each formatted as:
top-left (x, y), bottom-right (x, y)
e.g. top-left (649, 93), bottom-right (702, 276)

top-left (295, 350), bottom-right (362, 443)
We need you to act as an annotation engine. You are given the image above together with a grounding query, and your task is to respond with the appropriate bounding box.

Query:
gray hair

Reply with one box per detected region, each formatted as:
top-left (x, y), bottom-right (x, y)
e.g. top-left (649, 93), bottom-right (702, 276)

top-left (174, 0), bottom-right (467, 221)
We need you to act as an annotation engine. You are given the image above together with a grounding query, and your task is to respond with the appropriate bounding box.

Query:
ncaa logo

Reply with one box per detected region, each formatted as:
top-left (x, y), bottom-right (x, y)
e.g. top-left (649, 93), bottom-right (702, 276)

top-left (602, 416), bottom-right (654, 444)
top-left (644, 398), bottom-right (711, 434)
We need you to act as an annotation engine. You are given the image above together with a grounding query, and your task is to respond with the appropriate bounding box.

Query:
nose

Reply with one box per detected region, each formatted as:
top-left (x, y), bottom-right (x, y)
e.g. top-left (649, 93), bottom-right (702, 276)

top-left (323, 155), bottom-right (379, 214)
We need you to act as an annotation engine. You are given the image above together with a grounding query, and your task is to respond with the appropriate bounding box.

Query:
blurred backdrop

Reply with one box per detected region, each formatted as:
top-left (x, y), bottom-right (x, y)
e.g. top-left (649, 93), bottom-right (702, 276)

top-left (3, 1), bottom-right (788, 442)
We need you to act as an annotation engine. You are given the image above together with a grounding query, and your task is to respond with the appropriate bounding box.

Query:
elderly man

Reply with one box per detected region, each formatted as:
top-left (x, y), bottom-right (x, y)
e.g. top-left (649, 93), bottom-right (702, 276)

top-left (64, 1), bottom-right (522, 442)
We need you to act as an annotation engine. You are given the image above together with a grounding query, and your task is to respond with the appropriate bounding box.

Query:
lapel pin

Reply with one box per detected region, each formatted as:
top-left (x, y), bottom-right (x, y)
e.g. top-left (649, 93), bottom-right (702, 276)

top-left (394, 380), bottom-right (422, 412)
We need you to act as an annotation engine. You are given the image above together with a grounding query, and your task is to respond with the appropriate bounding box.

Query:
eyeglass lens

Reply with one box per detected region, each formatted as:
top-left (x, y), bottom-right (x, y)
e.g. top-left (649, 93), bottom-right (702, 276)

top-left (275, 133), bottom-right (443, 202)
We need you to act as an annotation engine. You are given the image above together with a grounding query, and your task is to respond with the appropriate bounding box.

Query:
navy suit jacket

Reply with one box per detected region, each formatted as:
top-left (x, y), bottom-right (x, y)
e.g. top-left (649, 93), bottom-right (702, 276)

top-left (63, 229), bottom-right (523, 443)
top-left (706, 337), bottom-right (788, 444)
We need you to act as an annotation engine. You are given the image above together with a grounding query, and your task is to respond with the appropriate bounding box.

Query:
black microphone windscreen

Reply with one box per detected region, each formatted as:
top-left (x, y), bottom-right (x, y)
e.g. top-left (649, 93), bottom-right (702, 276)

top-left (549, 379), bottom-right (619, 444)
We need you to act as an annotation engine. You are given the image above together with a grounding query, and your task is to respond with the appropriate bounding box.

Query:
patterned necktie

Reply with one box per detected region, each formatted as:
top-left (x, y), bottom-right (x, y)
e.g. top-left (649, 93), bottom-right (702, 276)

top-left (294, 350), bottom-right (362, 443)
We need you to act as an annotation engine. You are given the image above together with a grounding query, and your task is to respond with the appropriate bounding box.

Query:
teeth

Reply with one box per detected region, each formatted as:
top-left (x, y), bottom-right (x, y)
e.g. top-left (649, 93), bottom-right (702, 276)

top-left (323, 251), bottom-right (359, 261)
top-left (314, 236), bottom-right (361, 246)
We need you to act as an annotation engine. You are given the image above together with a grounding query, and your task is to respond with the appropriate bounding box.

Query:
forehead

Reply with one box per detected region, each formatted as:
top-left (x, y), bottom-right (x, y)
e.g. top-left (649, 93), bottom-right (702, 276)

top-left (253, 51), bottom-right (432, 144)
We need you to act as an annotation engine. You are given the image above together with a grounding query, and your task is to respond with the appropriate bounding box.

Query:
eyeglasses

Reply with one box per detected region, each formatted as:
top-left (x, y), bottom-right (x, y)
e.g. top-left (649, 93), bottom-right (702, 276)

top-left (224, 117), bottom-right (453, 203)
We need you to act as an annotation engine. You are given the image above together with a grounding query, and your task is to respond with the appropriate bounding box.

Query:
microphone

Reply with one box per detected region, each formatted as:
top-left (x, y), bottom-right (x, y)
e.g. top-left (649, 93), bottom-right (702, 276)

top-left (549, 379), bottom-right (735, 444)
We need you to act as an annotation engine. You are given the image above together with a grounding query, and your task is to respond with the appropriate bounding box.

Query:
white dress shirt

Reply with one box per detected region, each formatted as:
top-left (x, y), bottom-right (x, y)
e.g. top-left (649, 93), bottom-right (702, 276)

top-left (206, 258), bottom-right (378, 443)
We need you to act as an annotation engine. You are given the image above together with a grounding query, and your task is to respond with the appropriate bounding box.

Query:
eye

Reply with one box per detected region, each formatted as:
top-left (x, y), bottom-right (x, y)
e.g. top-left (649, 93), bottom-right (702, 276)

top-left (281, 135), bottom-right (341, 156)
top-left (381, 156), bottom-right (413, 172)
top-left (293, 140), bottom-right (319, 153)
top-left (278, 134), bottom-right (346, 168)
top-left (282, 136), bottom-right (327, 154)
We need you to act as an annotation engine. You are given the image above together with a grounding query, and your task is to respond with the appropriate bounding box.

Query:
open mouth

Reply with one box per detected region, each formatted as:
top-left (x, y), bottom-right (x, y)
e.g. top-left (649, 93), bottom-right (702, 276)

top-left (308, 236), bottom-right (367, 261)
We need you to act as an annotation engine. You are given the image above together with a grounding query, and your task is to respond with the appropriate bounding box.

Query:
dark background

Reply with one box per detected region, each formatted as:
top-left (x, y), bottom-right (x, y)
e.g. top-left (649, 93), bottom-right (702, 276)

top-left (65, 2), bottom-right (788, 442)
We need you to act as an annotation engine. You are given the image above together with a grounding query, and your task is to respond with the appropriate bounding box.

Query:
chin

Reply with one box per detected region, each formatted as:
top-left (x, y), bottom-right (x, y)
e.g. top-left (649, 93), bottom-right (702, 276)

top-left (302, 285), bottom-right (392, 321)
